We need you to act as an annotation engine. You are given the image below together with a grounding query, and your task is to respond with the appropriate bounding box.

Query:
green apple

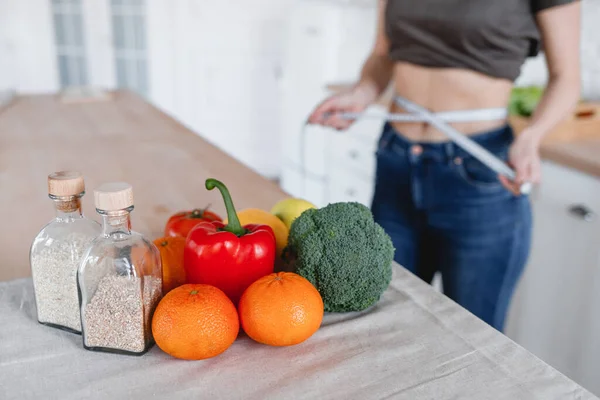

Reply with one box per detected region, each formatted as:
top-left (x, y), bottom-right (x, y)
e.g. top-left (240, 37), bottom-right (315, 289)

top-left (271, 198), bottom-right (316, 229)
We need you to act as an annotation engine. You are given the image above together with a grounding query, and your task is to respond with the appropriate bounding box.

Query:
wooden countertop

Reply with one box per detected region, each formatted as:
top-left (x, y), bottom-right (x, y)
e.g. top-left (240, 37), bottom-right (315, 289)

top-left (512, 103), bottom-right (600, 178)
top-left (0, 91), bottom-right (288, 281)
top-left (539, 137), bottom-right (600, 178)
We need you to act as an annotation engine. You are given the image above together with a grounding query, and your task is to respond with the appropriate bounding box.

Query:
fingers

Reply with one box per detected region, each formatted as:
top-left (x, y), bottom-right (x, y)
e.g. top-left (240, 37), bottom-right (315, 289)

top-left (530, 158), bottom-right (542, 184)
top-left (307, 96), bottom-right (363, 131)
top-left (499, 175), bottom-right (522, 196)
top-left (308, 98), bottom-right (336, 124)
top-left (500, 155), bottom-right (522, 195)
top-left (504, 138), bottom-right (543, 195)
top-left (499, 167), bottom-right (538, 196)
top-left (512, 159), bottom-right (528, 186)
top-left (326, 113), bottom-right (355, 130)
top-left (322, 103), bottom-right (362, 130)
top-left (501, 155), bottom-right (530, 196)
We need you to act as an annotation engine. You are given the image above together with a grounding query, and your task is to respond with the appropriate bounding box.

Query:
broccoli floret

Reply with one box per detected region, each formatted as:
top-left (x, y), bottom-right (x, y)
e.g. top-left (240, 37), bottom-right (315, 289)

top-left (283, 202), bottom-right (395, 312)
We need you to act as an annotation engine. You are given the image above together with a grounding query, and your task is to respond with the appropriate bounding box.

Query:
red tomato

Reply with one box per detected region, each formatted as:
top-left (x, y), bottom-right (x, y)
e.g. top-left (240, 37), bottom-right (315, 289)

top-left (165, 208), bottom-right (223, 238)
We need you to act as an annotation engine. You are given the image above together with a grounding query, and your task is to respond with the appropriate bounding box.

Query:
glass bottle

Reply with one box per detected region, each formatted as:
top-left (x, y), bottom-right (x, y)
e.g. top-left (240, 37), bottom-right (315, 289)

top-left (30, 171), bottom-right (101, 333)
top-left (78, 182), bottom-right (162, 355)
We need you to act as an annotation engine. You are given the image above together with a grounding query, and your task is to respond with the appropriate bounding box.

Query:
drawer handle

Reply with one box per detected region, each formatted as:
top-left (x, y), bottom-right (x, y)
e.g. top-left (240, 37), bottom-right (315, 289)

top-left (305, 26), bottom-right (320, 36)
top-left (569, 204), bottom-right (595, 222)
top-left (349, 150), bottom-right (359, 160)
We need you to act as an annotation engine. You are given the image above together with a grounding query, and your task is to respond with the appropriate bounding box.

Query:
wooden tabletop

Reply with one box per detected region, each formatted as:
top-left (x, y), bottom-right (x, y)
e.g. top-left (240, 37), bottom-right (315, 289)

top-left (539, 137), bottom-right (600, 178)
top-left (0, 91), bottom-right (288, 281)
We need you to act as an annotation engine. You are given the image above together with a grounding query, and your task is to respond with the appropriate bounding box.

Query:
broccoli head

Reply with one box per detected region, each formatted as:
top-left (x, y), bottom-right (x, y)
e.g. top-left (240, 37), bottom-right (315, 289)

top-left (282, 202), bottom-right (395, 312)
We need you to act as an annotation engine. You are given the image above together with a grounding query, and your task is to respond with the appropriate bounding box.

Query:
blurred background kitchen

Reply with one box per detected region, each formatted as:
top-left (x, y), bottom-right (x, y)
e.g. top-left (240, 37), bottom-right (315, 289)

top-left (1, 0), bottom-right (599, 395)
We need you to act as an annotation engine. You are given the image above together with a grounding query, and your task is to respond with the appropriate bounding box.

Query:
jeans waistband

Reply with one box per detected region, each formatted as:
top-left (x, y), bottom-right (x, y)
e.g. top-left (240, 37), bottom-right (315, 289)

top-left (379, 122), bottom-right (514, 161)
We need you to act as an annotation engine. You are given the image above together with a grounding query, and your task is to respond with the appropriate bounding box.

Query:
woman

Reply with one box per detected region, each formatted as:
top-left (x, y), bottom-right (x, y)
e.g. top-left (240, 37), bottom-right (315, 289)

top-left (309, 0), bottom-right (581, 331)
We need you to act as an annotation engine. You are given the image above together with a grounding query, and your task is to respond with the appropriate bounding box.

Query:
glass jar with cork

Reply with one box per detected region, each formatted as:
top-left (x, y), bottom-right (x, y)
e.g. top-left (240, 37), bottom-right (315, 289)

top-left (78, 182), bottom-right (162, 355)
top-left (30, 171), bottom-right (101, 333)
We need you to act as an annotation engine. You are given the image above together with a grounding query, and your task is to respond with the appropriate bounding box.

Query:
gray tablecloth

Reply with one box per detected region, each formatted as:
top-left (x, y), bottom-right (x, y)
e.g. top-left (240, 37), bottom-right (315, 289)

top-left (1, 265), bottom-right (596, 400)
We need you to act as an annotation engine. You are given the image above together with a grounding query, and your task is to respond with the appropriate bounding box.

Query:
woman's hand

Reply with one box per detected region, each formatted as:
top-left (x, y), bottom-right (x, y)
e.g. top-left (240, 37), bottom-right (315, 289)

top-left (308, 85), bottom-right (377, 130)
top-left (499, 131), bottom-right (542, 195)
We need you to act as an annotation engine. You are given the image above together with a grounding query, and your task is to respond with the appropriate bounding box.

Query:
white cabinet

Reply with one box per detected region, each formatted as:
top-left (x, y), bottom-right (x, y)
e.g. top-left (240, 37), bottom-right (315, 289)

top-left (280, 0), bottom-right (379, 207)
top-left (280, 107), bottom-right (383, 207)
top-left (506, 161), bottom-right (600, 396)
top-left (0, 0), bottom-right (59, 93)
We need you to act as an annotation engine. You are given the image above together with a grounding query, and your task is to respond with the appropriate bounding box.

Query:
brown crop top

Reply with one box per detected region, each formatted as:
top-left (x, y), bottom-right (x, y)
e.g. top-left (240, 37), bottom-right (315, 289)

top-left (385, 0), bottom-right (579, 81)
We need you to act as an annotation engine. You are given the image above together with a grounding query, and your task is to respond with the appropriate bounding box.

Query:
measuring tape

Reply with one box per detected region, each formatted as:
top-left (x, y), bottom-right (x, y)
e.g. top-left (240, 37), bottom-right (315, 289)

top-left (301, 96), bottom-right (531, 196)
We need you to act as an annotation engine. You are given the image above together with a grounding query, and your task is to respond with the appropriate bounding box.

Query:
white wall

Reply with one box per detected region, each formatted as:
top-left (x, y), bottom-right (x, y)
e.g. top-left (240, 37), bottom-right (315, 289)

top-left (0, 0), bottom-right (59, 93)
top-left (146, 0), bottom-right (291, 179)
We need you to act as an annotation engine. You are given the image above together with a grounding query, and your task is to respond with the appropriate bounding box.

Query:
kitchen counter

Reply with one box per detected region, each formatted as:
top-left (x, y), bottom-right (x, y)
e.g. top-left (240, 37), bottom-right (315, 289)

top-left (539, 137), bottom-right (600, 178)
top-left (511, 102), bottom-right (600, 179)
top-left (0, 91), bottom-right (288, 282)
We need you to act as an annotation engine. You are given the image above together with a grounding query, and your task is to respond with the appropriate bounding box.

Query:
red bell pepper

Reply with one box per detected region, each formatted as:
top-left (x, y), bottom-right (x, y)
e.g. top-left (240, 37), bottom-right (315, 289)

top-left (183, 178), bottom-right (276, 305)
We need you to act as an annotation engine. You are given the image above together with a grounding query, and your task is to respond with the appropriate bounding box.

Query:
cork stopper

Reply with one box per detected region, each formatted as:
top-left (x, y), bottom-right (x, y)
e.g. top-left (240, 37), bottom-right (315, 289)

top-left (94, 182), bottom-right (134, 211)
top-left (48, 171), bottom-right (85, 197)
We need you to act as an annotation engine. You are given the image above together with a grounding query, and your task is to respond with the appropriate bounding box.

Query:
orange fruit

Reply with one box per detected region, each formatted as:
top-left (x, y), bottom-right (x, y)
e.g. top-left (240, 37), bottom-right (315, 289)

top-left (238, 272), bottom-right (323, 346)
top-left (152, 284), bottom-right (239, 360)
top-left (227, 208), bottom-right (289, 258)
top-left (153, 236), bottom-right (187, 294)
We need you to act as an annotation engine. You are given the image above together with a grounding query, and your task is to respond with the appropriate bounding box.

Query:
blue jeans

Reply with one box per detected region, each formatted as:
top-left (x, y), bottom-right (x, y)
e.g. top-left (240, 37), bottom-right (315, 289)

top-left (371, 122), bottom-right (532, 331)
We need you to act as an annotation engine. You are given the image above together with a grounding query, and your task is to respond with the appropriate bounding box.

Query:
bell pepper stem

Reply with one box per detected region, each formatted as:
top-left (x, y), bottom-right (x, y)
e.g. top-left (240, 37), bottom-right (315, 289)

top-left (205, 179), bottom-right (245, 236)
top-left (190, 204), bottom-right (211, 219)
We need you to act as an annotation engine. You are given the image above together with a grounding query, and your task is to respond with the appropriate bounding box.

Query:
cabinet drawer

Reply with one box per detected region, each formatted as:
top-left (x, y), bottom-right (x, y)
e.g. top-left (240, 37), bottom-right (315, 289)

top-left (327, 167), bottom-right (375, 206)
top-left (280, 164), bottom-right (328, 208)
top-left (329, 132), bottom-right (377, 179)
top-left (281, 121), bottom-right (332, 177)
top-left (327, 111), bottom-right (383, 179)
top-left (537, 161), bottom-right (600, 220)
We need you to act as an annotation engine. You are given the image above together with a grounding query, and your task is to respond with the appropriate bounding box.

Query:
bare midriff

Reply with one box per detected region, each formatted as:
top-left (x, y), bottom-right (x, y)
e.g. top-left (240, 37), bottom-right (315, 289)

top-left (390, 62), bottom-right (514, 143)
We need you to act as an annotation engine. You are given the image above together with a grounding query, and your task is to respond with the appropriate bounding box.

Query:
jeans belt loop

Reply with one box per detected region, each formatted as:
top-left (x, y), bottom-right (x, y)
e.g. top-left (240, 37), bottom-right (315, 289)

top-left (445, 142), bottom-right (455, 164)
top-left (379, 125), bottom-right (393, 151)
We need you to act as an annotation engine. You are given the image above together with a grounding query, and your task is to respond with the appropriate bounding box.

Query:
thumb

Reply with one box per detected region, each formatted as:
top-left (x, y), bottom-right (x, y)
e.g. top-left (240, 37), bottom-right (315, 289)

top-left (508, 152), bottom-right (527, 183)
top-left (514, 161), bottom-right (529, 184)
top-left (309, 98), bottom-right (336, 123)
